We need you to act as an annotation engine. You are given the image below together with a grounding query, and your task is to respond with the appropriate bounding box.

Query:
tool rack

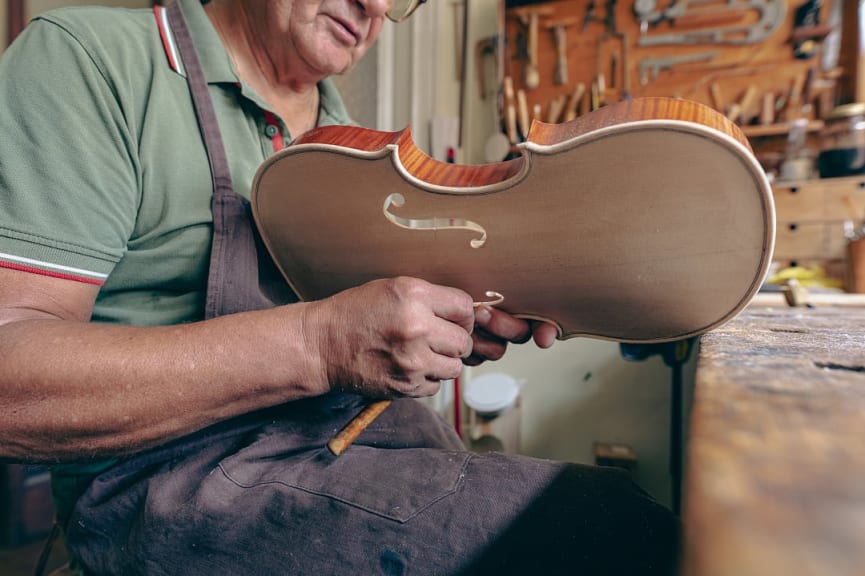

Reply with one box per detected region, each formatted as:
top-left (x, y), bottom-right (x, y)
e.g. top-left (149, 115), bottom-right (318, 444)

top-left (493, 0), bottom-right (850, 161)
top-left (485, 0), bottom-right (865, 287)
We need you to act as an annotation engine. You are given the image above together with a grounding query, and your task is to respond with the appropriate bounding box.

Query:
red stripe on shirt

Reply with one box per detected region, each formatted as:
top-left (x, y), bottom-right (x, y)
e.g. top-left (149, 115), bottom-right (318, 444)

top-left (263, 110), bottom-right (284, 152)
top-left (154, 6), bottom-right (180, 74)
top-left (0, 261), bottom-right (105, 285)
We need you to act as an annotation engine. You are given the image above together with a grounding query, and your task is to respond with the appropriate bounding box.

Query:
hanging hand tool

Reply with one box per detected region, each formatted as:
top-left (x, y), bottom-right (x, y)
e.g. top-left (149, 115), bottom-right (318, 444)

top-left (593, 73), bottom-right (607, 108)
top-left (801, 67), bottom-right (816, 117)
top-left (546, 95), bottom-right (567, 123)
top-left (709, 82), bottom-right (724, 112)
top-left (524, 12), bottom-right (540, 89)
top-left (673, 8), bottom-right (751, 29)
top-left (636, 0), bottom-right (787, 46)
top-left (517, 88), bottom-right (530, 139)
top-left (595, 0), bottom-right (631, 100)
top-left (821, 0), bottom-right (842, 72)
top-left (583, 0), bottom-right (601, 30)
top-left (792, 0), bottom-right (822, 59)
top-left (564, 82), bottom-right (586, 121)
top-left (725, 84), bottom-right (757, 123)
top-left (510, 6), bottom-right (554, 91)
top-left (736, 84), bottom-right (760, 125)
top-left (639, 51), bottom-right (720, 86)
top-left (546, 18), bottom-right (579, 86)
top-left (760, 92), bottom-right (775, 125)
top-left (782, 71), bottom-right (807, 121)
top-left (503, 76), bottom-right (518, 144)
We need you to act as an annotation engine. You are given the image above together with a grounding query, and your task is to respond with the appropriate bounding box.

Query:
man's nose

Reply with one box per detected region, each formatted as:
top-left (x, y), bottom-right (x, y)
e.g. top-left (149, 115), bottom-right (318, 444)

top-left (356, 0), bottom-right (391, 18)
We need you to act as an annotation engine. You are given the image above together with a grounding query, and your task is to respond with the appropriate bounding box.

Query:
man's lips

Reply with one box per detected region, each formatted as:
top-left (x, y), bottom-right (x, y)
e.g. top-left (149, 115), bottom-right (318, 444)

top-left (324, 13), bottom-right (361, 45)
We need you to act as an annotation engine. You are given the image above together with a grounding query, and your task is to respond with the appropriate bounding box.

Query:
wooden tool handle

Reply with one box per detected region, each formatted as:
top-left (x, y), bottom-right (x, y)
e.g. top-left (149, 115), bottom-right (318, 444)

top-left (737, 84), bottom-right (759, 124)
top-left (504, 76), bottom-right (518, 143)
top-left (327, 399), bottom-right (393, 456)
top-left (709, 82), bottom-right (724, 112)
top-left (516, 89), bottom-right (529, 139)
top-left (564, 82), bottom-right (586, 122)
top-left (525, 13), bottom-right (540, 89)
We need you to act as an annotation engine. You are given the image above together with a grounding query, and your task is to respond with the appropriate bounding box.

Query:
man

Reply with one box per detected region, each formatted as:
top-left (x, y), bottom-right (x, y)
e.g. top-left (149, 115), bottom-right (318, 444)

top-left (0, 0), bottom-right (677, 574)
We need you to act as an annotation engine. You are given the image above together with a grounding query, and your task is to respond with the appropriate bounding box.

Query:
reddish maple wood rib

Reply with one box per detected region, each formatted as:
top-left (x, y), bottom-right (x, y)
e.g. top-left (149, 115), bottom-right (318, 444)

top-left (295, 97), bottom-right (750, 193)
top-left (296, 124), bottom-right (527, 189)
top-left (527, 97), bottom-right (752, 151)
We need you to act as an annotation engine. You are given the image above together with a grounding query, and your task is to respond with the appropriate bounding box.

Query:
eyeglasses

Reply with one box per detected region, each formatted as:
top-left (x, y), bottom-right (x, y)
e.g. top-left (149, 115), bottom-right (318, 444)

top-left (386, 0), bottom-right (428, 23)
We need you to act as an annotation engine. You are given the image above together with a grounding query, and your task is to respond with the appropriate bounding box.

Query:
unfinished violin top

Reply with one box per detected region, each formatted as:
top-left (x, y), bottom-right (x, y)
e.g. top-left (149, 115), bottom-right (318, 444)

top-left (252, 97), bottom-right (775, 343)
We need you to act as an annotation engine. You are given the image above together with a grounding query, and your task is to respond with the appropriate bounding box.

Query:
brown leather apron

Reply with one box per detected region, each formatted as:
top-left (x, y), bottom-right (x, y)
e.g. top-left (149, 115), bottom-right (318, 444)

top-left (62, 3), bottom-right (678, 575)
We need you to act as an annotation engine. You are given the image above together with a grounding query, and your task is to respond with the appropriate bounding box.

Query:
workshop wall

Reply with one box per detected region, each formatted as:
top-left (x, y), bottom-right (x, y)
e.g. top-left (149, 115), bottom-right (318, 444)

top-left (501, 0), bottom-right (836, 127)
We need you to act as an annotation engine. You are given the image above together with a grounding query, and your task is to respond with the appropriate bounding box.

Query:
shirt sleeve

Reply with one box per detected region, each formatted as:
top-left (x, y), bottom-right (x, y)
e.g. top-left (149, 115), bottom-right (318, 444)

top-left (0, 16), bottom-right (140, 284)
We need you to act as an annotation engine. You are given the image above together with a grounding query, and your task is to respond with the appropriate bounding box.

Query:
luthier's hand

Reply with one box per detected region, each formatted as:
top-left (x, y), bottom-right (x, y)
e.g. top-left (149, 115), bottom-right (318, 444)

top-left (464, 306), bottom-right (557, 366)
top-left (303, 277), bottom-right (475, 398)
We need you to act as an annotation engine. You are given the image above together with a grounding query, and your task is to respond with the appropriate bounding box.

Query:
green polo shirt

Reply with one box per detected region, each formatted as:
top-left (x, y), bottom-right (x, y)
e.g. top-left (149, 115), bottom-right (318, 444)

top-left (0, 0), bottom-right (352, 526)
top-left (0, 0), bottom-right (352, 325)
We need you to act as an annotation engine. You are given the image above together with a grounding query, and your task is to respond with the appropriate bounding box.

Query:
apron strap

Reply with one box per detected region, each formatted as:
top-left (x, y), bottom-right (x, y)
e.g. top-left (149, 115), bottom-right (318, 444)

top-left (166, 0), bottom-right (240, 319)
top-left (166, 0), bottom-right (234, 198)
top-left (163, 0), bottom-right (298, 319)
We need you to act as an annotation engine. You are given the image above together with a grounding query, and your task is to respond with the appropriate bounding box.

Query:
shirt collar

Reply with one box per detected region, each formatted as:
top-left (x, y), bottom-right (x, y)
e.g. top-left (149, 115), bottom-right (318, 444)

top-left (179, 0), bottom-right (237, 84)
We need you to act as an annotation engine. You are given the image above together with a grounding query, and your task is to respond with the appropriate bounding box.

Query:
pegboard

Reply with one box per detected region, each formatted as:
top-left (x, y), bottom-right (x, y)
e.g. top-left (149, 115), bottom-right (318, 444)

top-left (497, 0), bottom-right (845, 144)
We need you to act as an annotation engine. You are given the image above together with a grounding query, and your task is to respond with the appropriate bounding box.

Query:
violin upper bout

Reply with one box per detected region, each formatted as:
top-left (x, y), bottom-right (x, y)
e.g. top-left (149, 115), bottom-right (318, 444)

top-left (526, 97), bottom-right (750, 152)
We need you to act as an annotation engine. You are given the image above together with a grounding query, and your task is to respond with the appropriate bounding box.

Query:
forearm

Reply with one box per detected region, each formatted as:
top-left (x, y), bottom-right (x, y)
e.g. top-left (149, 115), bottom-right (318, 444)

top-left (0, 305), bottom-right (326, 462)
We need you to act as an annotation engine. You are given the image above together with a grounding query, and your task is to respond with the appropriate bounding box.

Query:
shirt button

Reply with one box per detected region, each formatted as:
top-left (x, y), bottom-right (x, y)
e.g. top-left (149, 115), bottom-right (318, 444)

top-left (265, 125), bottom-right (279, 137)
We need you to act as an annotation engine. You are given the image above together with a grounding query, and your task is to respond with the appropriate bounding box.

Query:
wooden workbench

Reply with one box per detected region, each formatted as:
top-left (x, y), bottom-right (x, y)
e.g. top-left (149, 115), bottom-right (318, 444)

top-left (683, 296), bottom-right (865, 576)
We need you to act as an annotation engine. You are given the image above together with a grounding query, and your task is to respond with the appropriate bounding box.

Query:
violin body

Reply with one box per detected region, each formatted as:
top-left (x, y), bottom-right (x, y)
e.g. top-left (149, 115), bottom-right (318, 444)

top-left (251, 97), bottom-right (774, 343)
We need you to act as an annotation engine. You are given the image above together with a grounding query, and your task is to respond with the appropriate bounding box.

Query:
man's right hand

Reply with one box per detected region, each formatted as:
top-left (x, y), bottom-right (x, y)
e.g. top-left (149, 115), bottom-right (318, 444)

top-left (301, 277), bottom-right (476, 399)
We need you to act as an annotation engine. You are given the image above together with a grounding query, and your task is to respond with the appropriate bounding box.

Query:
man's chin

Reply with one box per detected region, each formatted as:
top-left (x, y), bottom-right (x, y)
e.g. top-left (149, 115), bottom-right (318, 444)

top-left (305, 48), bottom-right (358, 78)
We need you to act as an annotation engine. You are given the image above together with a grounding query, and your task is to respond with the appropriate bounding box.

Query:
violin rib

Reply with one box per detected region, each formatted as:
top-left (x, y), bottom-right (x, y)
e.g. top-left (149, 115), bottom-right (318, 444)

top-left (252, 97), bottom-right (774, 343)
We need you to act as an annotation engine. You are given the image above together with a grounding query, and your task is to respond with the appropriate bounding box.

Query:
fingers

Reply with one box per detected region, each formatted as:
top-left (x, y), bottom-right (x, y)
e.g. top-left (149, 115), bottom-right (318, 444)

top-left (474, 306), bottom-right (532, 343)
top-left (426, 284), bottom-right (475, 334)
top-left (464, 307), bottom-right (559, 366)
top-left (421, 356), bottom-right (465, 384)
top-left (429, 319), bottom-right (475, 359)
top-left (531, 321), bottom-right (559, 348)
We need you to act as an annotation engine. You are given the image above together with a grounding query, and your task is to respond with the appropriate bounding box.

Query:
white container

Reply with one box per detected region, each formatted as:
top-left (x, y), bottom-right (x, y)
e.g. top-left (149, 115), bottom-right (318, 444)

top-left (463, 372), bottom-right (522, 417)
top-left (463, 373), bottom-right (523, 454)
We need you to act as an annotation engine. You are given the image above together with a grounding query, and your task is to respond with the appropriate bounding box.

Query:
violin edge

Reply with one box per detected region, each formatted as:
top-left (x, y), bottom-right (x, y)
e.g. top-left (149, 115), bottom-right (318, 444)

top-left (526, 97), bottom-right (751, 152)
